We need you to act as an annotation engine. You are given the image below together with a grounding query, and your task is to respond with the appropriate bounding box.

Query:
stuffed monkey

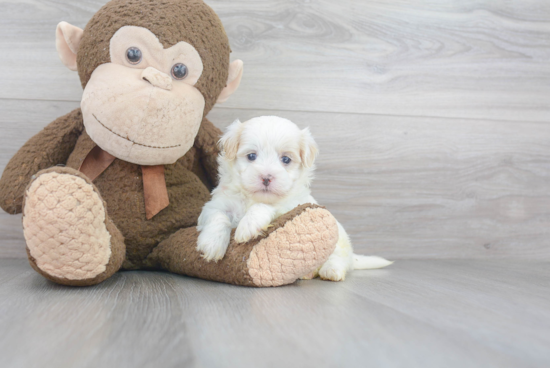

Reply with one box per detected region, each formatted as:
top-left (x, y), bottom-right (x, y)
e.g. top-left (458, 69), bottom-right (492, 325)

top-left (0, 0), bottom-right (338, 287)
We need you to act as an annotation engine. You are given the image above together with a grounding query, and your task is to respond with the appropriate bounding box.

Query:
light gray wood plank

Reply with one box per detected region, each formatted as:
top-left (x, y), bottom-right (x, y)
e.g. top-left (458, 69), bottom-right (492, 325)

top-left (0, 259), bottom-right (548, 368)
top-left (0, 1), bottom-right (549, 121)
top-left (0, 214), bottom-right (25, 258)
top-left (1, 101), bottom-right (549, 259)
top-left (0, 258), bottom-right (32, 284)
top-left (342, 259), bottom-right (550, 366)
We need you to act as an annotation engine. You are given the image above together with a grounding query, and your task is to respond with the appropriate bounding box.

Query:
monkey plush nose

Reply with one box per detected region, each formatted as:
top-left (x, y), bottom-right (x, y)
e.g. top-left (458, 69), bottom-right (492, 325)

top-left (141, 67), bottom-right (172, 91)
top-left (262, 177), bottom-right (271, 187)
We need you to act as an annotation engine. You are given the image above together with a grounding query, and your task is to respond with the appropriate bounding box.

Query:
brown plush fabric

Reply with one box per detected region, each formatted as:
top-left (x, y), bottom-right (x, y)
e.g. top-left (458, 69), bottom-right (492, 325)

top-left (193, 117), bottom-right (223, 188)
top-left (0, 109), bottom-right (84, 214)
top-left (145, 204), bottom-right (327, 286)
top-left (0, 106), bottom-right (220, 274)
top-left (77, 0), bottom-right (230, 115)
top-left (65, 129), bottom-right (212, 269)
top-left (0, 0), bottom-right (339, 287)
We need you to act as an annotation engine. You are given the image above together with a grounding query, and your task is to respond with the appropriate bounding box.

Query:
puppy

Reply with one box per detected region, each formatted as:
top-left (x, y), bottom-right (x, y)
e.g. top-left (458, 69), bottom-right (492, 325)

top-left (196, 116), bottom-right (392, 281)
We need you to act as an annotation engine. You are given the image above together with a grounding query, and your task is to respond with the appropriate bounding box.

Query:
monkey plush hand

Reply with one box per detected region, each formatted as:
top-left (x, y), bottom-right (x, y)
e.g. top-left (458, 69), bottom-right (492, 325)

top-left (0, 0), bottom-right (338, 287)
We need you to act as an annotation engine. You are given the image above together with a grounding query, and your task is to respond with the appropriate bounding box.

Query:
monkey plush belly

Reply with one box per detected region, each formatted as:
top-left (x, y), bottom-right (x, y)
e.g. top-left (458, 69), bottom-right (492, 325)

top-left (66, 131), bottom-right (211, 268)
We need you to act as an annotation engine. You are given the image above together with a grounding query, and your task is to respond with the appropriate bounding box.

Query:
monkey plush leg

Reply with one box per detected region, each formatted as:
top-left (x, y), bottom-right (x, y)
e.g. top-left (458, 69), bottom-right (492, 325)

top-left (145, 204), bottom-right (339, 287)
top-left (22, 167), bottom-right (125, 286)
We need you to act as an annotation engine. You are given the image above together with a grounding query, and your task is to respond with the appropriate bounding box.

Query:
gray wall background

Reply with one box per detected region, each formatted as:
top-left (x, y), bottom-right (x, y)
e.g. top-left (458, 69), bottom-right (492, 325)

top-left (1, 0), bottom-right (549, 259)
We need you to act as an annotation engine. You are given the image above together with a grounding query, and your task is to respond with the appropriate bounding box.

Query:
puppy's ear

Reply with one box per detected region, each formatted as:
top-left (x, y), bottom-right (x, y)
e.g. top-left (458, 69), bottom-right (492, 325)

top-left (300, 127), bottom-right (318, 168)
top-left (218, 119), bottom-right (242, 160)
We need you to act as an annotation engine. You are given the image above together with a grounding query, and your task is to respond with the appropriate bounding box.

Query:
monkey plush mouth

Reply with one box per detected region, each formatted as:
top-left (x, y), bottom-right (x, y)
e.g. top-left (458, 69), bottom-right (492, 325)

top-left (93, 114), bottom-right (181, 149)
top-left (81, 62), bottom-right (206, 165)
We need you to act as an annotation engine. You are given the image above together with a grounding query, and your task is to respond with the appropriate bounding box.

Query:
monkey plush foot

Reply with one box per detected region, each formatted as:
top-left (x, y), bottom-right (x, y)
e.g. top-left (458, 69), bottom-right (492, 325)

top-left (22, 167), bottom-right (125, 286)
top-left (245, 205), bottom-right (339, 286)
top-left (146, 204), bottom-right (339, 287)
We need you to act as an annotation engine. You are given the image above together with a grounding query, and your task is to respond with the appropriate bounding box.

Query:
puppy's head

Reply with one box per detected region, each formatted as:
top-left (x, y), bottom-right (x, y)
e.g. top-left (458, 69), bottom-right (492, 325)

top-left (219, 116), bottom-right (318, 203)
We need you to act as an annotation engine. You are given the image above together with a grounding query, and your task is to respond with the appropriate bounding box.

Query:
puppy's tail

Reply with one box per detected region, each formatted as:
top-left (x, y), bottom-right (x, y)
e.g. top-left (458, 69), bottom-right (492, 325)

top-left (353, 254), bottom-right (393, 270)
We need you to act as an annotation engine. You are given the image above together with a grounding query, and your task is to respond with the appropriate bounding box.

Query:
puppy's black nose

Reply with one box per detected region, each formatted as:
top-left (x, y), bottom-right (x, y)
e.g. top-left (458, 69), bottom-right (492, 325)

top-left (262, 177), bottom-right (271, 187)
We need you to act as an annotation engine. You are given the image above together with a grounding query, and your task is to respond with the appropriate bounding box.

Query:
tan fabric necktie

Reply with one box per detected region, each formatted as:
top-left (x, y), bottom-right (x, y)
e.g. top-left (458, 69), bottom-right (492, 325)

top-left (141, 165), bottom-right (170, 220)
top-left (79, 146), bottom-right (169, 220)
top-left (79, 145), bottom-right (116, 181)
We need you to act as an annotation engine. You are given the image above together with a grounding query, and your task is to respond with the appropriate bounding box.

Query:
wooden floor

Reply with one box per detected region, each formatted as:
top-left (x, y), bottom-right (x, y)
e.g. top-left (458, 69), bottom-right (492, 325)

top-left (0, 258), bottom-right (549, 368)
top-left (1, 0), bottom-right (550, 367)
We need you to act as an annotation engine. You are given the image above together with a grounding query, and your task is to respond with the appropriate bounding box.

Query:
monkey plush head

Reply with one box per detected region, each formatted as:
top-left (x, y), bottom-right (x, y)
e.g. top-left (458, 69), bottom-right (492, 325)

top-left (55, 0), bottom-right (243, 165)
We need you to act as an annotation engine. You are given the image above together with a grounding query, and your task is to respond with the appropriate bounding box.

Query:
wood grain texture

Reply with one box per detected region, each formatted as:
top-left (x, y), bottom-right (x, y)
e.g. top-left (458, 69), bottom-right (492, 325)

top-left (1, 101), bottom-right (549, 259)
top-left (0, 259), bottom-right (548, 368)
top-left (0, 0), bottom-right (549, 121)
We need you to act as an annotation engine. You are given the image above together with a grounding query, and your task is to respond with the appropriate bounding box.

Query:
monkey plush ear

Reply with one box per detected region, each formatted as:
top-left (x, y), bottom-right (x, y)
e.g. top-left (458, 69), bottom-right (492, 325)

top-left (300, 127), bottom-right (319, 168)
top-left (56, 21), bottom-right (84, 71)
top-left (218, 119), bottom-right (243, 160)
top-left (216, 60), bottom-right (244, 104)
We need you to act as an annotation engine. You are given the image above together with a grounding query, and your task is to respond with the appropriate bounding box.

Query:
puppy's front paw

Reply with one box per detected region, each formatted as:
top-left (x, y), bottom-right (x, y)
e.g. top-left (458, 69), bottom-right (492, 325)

top-left (197, 228), bottom-right (230, 262)
top-left (235, 216), bottom-right (267, 243)
top-left (318, 259), bottom-right (348, 282)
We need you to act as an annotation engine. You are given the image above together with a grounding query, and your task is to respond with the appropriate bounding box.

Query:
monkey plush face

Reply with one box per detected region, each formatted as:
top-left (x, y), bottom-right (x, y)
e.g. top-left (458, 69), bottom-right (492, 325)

top-left (55, 0), bottom-right (243, 165)
top-left (81, 26), bottom-right (206, 165)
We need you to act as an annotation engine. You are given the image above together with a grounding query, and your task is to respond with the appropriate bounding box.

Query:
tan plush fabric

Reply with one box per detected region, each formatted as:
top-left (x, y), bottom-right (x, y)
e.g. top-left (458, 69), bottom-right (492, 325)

top-left (145, 204), bottom-right (338, 287)
top-left (77, 0), bottom-right (230, 115)
top-left (27, 215), bottom-right (126, 287)
top-left (110, 26), bottom-right (205, 87)
top-left (23, 169), bottom-right (112, 280)
top-left (140, 66), bottom-right (173, 90)
top-left (216, 60), bottom-right (243, 103)
top-left (247, 207), bottom-right (339, 287)
top-left (81, 63), bottom-right (205, 165)
top-left (56, 21), bottom-right (83, 71)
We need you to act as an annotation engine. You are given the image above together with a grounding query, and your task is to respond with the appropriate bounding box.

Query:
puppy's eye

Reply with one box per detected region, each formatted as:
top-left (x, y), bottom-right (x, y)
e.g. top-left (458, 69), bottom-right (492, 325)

top-left (126, 47), bottom-right (142, 64)
top-left (171, 63), bottom-right (188, 80)
top-left (247, 153), bottom-right (257, 161)
top-left (281, 156), bottom-right (291, 164)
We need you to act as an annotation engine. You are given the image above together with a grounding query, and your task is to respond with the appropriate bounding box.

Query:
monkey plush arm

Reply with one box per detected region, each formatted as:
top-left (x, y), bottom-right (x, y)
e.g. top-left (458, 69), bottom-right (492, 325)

top-left (0, 108), bottom-right (85, 214)
top-left (193, 117), bottom-right (222, 189)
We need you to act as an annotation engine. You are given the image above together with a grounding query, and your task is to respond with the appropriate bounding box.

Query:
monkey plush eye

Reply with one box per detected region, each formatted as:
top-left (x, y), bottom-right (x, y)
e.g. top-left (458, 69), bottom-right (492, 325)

top-left (281, 156), bottom-right (291, 164)
top-left (171, 63), bottom-right (188, 80)
top-left (247, 153), bottom-right (257, 161)
top-left (126, 47), bottom-right (142, 64)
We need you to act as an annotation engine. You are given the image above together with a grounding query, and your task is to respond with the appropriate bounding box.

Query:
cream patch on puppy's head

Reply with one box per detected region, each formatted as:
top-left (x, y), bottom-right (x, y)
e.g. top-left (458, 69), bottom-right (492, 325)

top-left (218, 116), bottom-right (318, 204)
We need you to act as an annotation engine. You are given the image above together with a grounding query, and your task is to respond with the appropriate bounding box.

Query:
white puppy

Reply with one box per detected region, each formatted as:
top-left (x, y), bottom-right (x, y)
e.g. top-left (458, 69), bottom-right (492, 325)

top-left (196, 116), bottom-right (392, 281)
